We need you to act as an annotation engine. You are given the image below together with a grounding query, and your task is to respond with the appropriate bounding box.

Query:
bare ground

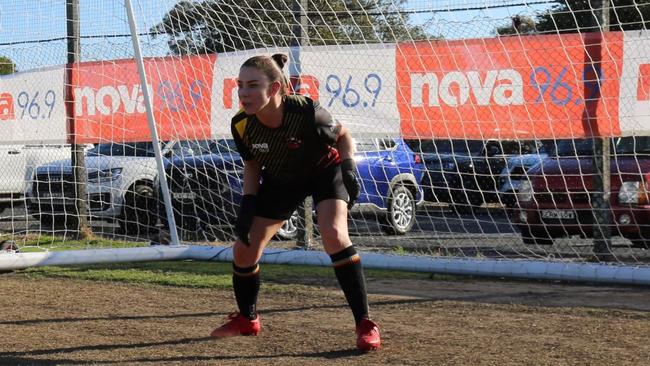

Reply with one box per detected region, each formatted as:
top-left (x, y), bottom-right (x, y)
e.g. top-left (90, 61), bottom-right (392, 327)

top-left (0, 273), bottom-right (649, 366)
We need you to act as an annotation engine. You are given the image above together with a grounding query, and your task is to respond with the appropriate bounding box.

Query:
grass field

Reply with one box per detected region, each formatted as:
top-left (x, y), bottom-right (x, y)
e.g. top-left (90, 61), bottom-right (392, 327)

top-left (0, 258), bottom-right (649, 365)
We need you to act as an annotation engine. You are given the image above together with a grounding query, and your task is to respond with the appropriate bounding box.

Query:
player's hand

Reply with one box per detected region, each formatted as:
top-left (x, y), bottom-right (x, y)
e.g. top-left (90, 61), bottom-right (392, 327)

top-left (340, 159), bottom-right (360, 210)
top-left (235, 194), bottom-right (256, 246)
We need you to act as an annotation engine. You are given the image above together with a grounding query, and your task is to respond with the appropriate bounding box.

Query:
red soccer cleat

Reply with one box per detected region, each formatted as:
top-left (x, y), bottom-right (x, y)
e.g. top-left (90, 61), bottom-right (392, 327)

top-left (210, 312), bottom-right (261, 338)
top-left (356, 318), bottom-right (381, 351)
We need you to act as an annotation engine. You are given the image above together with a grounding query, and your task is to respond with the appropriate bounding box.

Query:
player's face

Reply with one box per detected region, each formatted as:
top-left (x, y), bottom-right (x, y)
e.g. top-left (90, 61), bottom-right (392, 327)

top-left (238, 66), bottom-right (276, 115)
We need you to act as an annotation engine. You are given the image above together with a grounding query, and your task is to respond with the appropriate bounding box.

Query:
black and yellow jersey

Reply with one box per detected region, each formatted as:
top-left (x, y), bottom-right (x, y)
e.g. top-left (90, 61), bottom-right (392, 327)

top-left (231, 95), bottom-right (341, 184)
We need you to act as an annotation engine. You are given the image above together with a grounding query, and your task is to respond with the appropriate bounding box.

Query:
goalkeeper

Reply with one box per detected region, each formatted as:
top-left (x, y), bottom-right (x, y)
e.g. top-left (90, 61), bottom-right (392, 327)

top-left (209, 53), bottom-right (380, 352)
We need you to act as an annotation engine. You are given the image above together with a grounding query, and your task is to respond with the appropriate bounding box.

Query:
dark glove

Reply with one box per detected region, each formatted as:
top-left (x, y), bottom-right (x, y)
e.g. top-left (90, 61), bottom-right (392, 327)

top-left (235, 194), bottom-right (256, 246)
top-left (340, 159), bottom-right (360, 210)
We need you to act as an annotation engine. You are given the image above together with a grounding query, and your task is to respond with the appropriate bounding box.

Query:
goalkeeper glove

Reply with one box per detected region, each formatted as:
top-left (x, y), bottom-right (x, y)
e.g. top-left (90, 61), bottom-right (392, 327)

top-left (340, 159), bottom-right (360, 210)
top-left (235, 194), bottom-right (256, 246)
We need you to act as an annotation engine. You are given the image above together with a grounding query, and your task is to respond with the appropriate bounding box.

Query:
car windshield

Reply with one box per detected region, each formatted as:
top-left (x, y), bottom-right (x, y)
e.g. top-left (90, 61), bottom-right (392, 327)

top-left (551, 138), bottom-right (620, 157)
top-left (614, 136), bottom-right (650, 154)
top-left (553, 139), bottom-right (596, 157)
top-left (87, 141), bottom-right (163, 157)
top-left (406, 139), bottom-right (484, 155)
top-left (210, 139), bottom-right (239, 154)
top-left (485, 140), bottom-right (546, 155)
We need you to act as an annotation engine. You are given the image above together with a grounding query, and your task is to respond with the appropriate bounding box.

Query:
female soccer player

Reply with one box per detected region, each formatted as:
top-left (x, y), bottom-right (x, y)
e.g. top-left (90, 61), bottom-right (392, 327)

top-left (209, 53), bottom-right (380, 351)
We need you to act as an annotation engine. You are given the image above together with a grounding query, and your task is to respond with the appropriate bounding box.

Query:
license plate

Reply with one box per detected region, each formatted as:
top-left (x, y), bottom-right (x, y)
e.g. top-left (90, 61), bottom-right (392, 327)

top-left (541, 210), bottom-right (575, 219)
top-left (173, 192), bottom-right (196, 200)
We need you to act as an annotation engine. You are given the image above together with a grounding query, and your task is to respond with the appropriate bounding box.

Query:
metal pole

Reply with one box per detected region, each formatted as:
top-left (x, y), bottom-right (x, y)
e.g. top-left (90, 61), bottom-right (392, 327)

top-left (66, 0), bottom-right (90, 237)
top-left (291, 0), bottom-right (313, 248)
top-left (590, 0), bottom-right (612, 260)
top-left (124, 0), bottom-right (181, 246)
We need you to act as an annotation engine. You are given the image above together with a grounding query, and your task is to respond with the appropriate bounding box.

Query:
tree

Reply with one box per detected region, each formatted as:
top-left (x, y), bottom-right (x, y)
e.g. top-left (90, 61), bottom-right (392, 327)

top-left (0, 56), bottom-right (16, 75)
top-left (152, 0), bottom-right (432, 55)
top-left (496, 0), bottom-right (650, 36)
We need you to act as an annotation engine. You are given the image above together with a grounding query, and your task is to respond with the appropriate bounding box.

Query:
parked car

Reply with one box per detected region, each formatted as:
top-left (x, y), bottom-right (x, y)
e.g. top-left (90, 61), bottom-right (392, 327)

top-left (498, 140), bottom-right (554, 208)
top-left (413, 139), bottom-right (484, 207)
top-left (163, 137), bottom-right (426, 238)
top-left (26, 140), bottom-right (213, 234)
top-left (418, 139), bottom-right (540, 211)
top-left (0, 144), bottom-right (82, 213)
top-left (516, 136), bottom-right (650, 248)
top-left (161, 139), bottom-right (247, 239)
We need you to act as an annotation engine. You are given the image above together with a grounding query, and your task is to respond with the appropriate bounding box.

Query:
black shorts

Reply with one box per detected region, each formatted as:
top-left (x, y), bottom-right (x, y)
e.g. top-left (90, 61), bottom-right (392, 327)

top-left (255, 164), bottom-right (349, 221)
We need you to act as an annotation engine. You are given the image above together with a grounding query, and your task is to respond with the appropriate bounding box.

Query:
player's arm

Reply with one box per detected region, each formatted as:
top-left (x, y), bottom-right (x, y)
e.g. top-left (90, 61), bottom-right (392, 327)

top-left (314, 102), bottom-right (359, 209)
top-left (231, 117), bottom-right (260, 245)
top-left (335, 125), bottom-right (355, 161)
top-left (242, 159), bottom-right (262, 195)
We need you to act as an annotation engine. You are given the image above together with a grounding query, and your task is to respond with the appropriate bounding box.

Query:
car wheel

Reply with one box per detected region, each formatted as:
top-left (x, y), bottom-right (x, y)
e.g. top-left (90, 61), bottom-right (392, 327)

top-left (120, 184), bottom-right (157, 236)
top-left (380, 185), bottom-right (416, 235)
top-left (520, 227), bottom-right (554, 246)
top-left (276, 210), bottom-right (300, 240)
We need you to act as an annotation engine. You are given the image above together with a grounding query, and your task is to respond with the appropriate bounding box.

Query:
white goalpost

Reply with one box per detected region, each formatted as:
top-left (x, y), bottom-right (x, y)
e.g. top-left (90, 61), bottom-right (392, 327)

top-left (0, 0), bottom-right (649, 285)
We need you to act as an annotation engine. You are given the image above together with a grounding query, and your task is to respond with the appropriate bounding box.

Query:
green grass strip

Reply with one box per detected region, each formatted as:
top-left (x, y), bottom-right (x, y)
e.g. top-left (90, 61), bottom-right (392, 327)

top-left (23, 260), bottom-right (448, 290)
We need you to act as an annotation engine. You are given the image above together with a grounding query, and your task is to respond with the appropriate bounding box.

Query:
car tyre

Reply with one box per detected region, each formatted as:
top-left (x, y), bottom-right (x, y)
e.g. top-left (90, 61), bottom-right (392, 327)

top-left (119, 184), bottom-right (157, 236)
top-left (380, 185), bottom-right (416, 235)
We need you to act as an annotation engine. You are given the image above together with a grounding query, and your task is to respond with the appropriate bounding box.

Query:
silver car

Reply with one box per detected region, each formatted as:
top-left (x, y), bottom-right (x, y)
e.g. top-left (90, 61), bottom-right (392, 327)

top-left (27, 140), bottom-right (212, 234)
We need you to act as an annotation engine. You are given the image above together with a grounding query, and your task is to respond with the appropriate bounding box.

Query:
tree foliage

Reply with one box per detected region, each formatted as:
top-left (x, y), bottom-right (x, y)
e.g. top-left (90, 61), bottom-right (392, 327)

top-left (0, 56), bottom-right (16, 75)
top-left (152, 0), bottom-right (432, 55)
top-left (497, 0), bottom-right (650, 35)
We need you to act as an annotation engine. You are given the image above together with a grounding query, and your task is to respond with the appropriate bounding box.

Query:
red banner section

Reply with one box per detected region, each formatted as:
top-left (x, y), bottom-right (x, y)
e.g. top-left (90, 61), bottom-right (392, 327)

top-left (71, 54), bottom-right (216, 143)
top-left (397, 32), bottom-right (624, 139)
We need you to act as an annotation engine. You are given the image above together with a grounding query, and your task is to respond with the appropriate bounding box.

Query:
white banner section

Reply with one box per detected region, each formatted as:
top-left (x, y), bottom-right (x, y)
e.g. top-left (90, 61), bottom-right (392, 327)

top-left (299, 45), bottom-right (399, 137)
top-left (619, 31), bottom-right (650, 135)
top-left (0, 66), bottom-right (66, 144)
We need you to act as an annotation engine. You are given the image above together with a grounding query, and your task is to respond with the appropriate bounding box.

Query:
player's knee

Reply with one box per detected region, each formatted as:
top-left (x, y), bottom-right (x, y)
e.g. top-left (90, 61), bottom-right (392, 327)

top-left (233, 240), bottom-right (262, 267)
top-left (319, 224), bottom-right (350, 246)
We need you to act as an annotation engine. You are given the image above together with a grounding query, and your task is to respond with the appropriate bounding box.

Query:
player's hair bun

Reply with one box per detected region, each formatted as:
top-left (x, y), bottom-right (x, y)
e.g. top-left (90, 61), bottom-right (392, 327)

top-left (271, 53), bottom-right (288, 70)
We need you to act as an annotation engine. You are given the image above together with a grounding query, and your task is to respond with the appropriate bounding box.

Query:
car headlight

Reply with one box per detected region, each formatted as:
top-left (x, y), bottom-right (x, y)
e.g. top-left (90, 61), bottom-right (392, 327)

top-left (618, 181), bottom-right (644, 204)
top-left (518, 180), bottom-right (533, 202)
top-left (87, 168), bottom-right (122, 183)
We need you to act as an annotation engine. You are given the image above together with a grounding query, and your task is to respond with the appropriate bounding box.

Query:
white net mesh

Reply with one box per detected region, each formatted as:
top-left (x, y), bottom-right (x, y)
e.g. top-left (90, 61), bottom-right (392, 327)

top-left (1, 0), bottom-right (649, 276)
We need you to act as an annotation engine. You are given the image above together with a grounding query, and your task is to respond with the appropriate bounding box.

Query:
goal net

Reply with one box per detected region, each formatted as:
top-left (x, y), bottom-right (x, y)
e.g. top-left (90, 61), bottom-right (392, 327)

top-left (0, 0), bottom-right (649, 283)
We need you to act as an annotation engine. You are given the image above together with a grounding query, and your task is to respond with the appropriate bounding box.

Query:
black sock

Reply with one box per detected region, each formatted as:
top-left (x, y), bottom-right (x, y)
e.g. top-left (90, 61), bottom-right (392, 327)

top-left (232, 263), bottom-right (260, 320)
top-left (330, 246), bottom-right (369, 325)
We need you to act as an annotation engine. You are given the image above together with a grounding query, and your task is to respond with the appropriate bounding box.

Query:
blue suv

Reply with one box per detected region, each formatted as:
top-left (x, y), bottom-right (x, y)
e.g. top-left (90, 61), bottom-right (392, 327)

top-left (162, 137), bottom-right (425, 237)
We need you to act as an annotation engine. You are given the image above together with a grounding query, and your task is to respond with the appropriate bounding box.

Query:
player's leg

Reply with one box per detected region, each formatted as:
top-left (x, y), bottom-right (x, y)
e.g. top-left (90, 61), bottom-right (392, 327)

top-left (316, 198), bottom-right (368, 322)
top-left (211, 182), bottom-right (304, 338)
top-left (210, 217), bottom-right (286, 338)
top-left (314, 166), bottom-right (380, 351)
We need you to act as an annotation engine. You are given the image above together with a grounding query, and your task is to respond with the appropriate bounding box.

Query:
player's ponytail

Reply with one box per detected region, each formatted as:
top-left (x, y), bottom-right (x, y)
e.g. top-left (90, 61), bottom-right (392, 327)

top-left (271, 53), bottom-right (288, 70)
top-left (241, 54), bottom-right (289, 96)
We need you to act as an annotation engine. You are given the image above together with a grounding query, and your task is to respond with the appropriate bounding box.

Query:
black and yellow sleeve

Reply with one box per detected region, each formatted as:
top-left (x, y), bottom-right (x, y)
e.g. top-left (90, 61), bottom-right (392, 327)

top-left (231, 111), bottom-right (253, 161)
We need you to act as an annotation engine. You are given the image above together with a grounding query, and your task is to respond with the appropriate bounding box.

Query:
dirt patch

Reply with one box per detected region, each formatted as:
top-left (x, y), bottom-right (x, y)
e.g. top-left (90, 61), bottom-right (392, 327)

top-left (0, 274), bottom-right (648, 366)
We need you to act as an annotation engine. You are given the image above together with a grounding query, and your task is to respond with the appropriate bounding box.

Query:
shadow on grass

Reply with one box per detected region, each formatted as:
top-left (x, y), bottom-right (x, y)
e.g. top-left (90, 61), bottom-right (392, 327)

top-left (0, 337), bottom-right (364, 365)
top-left (0, 298), bottom-right (433, 326)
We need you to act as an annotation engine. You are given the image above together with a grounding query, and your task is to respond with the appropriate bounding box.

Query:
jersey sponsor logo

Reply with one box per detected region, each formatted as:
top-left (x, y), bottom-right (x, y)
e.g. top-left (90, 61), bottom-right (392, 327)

top-left (286, 136), bottom-right (302, 149)
top-left (252, 142), bottom-right (269, 153)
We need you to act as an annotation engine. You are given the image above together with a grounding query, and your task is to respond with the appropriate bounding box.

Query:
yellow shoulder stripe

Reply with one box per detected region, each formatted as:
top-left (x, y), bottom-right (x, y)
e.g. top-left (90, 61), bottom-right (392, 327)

top-left (234, 118), bottom-right (248, 139)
